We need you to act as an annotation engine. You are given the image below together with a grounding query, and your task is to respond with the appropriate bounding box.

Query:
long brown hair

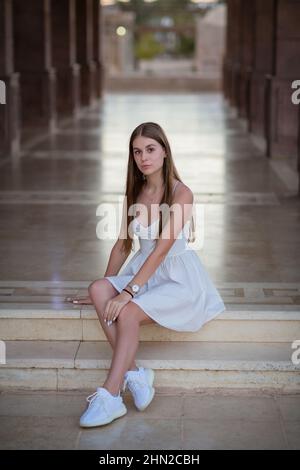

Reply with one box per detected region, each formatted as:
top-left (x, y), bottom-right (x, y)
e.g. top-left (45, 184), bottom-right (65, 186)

top-left (120, 122), bottom-right (195, 256)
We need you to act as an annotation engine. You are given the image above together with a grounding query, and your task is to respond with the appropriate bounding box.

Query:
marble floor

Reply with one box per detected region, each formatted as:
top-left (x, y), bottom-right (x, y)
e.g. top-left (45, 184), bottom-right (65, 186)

top-left (0, 389), bottom-right (299, 450)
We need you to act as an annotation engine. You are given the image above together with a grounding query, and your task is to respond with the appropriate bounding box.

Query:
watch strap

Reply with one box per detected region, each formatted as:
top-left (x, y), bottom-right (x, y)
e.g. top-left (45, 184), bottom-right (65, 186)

top-left (122, 288), bottom-right (134, 298)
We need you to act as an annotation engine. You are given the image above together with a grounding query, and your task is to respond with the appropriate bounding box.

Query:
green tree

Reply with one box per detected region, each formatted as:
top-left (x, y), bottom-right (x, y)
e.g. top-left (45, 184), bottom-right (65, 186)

top-left (174, 34), bottom-right (195, 57)
top-left (135, 32), bottom-right (165, 60)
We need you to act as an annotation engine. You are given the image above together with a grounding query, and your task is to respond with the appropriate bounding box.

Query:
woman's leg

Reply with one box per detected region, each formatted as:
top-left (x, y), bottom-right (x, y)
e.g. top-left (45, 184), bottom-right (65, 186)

top-left (101, 301), bottom-right (155, 396)
top-left (88, 278), bottom-right (138, 372)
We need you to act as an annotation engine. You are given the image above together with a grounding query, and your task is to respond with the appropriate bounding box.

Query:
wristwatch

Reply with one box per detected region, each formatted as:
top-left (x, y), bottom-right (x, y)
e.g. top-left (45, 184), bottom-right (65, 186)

top-left (127, 283), bottom-right (140, 296)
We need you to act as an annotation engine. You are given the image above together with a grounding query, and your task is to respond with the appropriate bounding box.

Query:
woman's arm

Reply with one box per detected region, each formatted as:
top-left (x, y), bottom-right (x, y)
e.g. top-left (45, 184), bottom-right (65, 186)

top-left (104, 195), bottom-right (132, 277)
top-left (104, 239), bottom-right (129, 277)
top-left (126, 184), bottom-right (194, 290)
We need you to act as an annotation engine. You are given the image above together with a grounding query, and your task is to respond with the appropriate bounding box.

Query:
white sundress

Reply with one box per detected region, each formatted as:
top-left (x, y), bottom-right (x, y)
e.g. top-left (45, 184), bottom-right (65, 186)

top-left (104, 181), bottom-right (226, 332)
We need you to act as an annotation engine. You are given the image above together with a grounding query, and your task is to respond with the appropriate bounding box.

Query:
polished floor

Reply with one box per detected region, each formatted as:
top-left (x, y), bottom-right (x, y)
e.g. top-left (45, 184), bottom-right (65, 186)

top-left (0, 389), bottom-right (299, 450)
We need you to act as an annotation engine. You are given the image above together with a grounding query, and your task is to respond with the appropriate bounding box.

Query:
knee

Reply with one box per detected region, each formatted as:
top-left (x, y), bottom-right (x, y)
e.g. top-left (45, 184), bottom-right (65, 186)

top-left (88, 278), bottom-right (106, 298)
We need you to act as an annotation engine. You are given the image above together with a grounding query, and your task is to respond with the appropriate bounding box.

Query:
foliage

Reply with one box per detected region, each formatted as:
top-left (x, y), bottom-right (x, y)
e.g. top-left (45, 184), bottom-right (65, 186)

top-left (175, 34), bottom-right (195, 56)
top-left (134, 32), bottom-right (165, 60)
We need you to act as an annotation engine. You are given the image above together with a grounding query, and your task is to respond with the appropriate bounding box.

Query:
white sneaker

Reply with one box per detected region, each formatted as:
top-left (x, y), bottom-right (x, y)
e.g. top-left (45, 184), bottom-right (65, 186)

top-left (122, 366), bottom-right (155, 411)
top-left (80, 387), bottom-right (127, 428)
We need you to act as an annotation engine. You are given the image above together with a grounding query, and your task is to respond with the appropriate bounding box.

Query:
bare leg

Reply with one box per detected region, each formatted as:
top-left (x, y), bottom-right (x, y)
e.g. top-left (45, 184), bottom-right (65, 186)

top-left (88, 279), bottom-right (138, 372)
top-left (102, 301), bottom-right (154, 396)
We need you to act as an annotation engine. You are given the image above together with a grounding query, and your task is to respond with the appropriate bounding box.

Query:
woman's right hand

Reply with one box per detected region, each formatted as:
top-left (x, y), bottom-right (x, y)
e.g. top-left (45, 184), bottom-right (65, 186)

top-left (66, 296), bottom-right (93, 305)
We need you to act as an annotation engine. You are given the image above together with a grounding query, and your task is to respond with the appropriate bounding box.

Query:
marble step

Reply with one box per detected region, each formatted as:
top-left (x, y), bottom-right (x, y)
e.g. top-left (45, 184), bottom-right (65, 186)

top-left (0, 304), bottom-right (300, 342)
top-left (0, 340), bottom-right (299, 392)
top-left (105, 75), bottom-right (221, 92)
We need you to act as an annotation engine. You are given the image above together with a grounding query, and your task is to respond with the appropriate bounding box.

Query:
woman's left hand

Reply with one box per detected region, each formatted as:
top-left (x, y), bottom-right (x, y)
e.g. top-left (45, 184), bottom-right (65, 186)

top-left (103, 290), bottom-right (132, 324)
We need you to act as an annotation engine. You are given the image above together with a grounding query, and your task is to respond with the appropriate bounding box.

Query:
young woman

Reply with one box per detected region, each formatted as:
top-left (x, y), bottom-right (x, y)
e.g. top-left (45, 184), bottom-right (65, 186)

top-left (68, 122), bottom-right (226, 428)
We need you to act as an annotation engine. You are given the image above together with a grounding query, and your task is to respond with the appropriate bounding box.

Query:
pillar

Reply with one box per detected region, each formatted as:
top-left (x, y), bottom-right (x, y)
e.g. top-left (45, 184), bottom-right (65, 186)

top-left (0, 0), bottom-right (20, 158)
top-left (93, 0), bottom-right (105, 99)
top-left (13, 0), bottom-right (57, 133)
top-left (269, 0), bottom-right (300, 164)
top-left (249, 0), bottom-right (276, 154)
top-left (76, 0), bottom-right (97, 107)
top-left (51, 0), bottom-right (80, 118)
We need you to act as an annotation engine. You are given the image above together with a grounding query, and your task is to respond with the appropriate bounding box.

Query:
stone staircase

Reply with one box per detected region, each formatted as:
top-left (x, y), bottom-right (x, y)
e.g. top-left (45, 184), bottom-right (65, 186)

top-left (1, 282), bottom-right (300, 393)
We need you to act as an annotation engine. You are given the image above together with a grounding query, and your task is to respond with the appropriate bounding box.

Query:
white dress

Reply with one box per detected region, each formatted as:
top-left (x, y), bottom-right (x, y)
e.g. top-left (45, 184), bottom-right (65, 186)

top-left (104, 182), bottom-right (226, 332)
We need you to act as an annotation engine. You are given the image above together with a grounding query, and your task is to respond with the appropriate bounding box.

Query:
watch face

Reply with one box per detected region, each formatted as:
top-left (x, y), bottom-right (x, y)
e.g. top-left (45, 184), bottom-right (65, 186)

top-left (132, 284), bottom-right (139, 293)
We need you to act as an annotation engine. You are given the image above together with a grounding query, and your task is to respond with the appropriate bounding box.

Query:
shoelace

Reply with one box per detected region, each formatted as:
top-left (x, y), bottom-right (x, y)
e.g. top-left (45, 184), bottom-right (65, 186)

top-left (85, 390), bottom-right (110, 416)
top-left (122, 376), bottom-right (148, 395)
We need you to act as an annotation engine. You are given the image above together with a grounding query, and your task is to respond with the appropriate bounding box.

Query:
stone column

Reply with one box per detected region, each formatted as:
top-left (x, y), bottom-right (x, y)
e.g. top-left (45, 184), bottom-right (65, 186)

top-left (230, 0), bottom-right (243, 110)
top-left (269, 0), bottom-right (300, 163)
top-left (13, 0), bottom-right (57, 133)
top-left (223, 0), bottom-right (242, 108)
top-left (93, 0), bottom-right (104, 99)
top-left (76, 0), bottom-right (97, 107)
top-left (223, 0), bottom-right (232, 101)
top-left (0, 0), bottom-right (20, 158)
top-left (237, 0), bottom-right (255, 124)
top-left (249, 0), bottom-right (276, 154)
top-left (51, 0), bottom-right (80, 118)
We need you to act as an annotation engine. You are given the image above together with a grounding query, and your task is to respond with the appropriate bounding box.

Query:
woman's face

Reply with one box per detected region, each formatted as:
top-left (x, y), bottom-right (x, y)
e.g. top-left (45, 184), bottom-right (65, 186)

top-left (132, 136), bottom-right (165, 176)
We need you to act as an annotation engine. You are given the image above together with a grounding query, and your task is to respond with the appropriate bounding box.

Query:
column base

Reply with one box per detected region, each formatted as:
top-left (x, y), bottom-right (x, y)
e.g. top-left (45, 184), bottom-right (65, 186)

top-left (94, 61), bottom-right (105, 99)
top-left (56, 64), bottom-right (81, 119)
top-left (19, 68), bottom-right (57, 133)
top-left (79, 61), bottom-right (98, 108)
